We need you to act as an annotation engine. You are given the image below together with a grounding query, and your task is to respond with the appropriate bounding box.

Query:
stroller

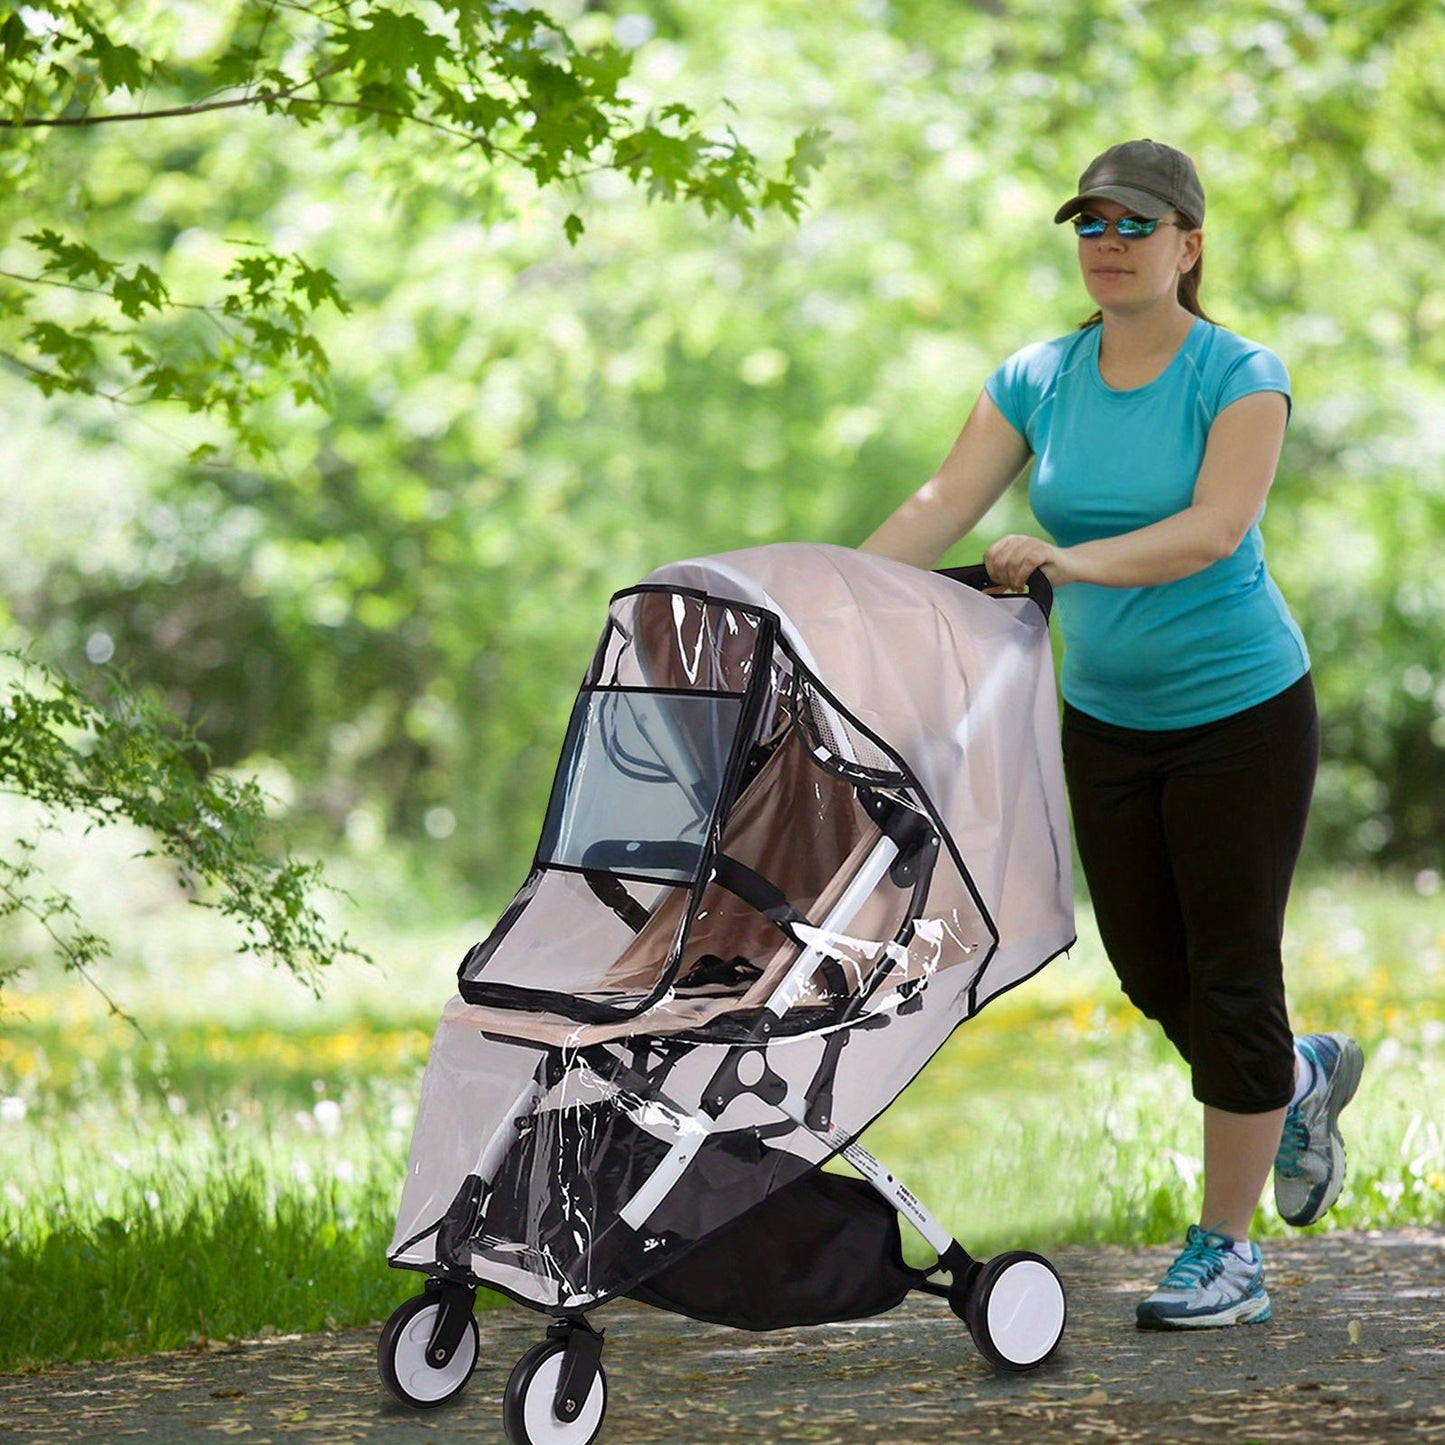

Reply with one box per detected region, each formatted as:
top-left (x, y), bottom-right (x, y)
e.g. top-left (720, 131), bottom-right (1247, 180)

top-left (378, 544), bottom-right (1076, 1443)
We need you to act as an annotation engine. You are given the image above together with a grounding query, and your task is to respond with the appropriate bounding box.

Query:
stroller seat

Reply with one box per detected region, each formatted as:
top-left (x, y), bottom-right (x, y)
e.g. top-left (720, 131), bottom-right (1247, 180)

top-left (454, 725), bottom-right (935, 1049)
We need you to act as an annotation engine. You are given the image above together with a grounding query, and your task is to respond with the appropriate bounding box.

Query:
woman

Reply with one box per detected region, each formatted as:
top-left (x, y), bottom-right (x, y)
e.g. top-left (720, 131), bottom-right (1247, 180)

top-left (862, 139), bottom-right (1363, 1329)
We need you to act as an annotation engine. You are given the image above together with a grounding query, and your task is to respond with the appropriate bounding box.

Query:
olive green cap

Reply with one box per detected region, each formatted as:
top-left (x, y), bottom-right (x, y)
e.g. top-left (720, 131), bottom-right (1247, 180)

top-left (1054, 140), bottom-right (1205, 226)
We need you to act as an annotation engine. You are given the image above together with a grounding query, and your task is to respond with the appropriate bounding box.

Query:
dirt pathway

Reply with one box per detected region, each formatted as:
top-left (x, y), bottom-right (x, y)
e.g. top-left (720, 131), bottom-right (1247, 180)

top-left (2, 1230), bottom-right (1441, 1444)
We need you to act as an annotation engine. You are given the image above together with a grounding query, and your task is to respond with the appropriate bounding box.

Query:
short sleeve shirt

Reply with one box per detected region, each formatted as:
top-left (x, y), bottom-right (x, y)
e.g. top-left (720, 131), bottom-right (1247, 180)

top-left (985, 318), bottom-right (1308, 729)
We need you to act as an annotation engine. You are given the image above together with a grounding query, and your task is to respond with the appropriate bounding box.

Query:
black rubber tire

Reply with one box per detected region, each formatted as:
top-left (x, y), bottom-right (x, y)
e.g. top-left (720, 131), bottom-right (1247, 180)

top-left (377, 1292), bottom-right (480, 1409)
top-left (962, 1250), bottom-right (1067, 1371)
top-left (503, 1338), bottom-right (608, 1445)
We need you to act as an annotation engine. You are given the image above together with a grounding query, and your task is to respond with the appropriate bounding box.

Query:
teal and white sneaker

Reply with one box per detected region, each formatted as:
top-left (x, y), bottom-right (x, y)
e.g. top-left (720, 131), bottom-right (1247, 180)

top-left (1274, 1033), bottom-right (1365, 1227)
top-left (1136, 1226), bottom-right (1271, 1331)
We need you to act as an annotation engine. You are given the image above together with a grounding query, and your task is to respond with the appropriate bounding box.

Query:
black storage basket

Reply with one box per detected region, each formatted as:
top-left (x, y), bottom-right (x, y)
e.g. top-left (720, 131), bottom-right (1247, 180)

top-left (629, 1169), bottom-right (925, 1330)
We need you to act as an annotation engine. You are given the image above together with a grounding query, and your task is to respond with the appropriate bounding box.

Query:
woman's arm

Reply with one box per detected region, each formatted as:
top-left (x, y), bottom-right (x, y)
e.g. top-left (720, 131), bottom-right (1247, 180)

top-left (983, 390), bottom-right (1289, 590)
top-left (861, 390), bottom-right (1033, 569)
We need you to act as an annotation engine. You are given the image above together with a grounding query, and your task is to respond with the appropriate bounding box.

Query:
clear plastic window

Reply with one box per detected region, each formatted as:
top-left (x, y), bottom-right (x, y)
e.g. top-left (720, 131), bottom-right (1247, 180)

top-left (539, 689), bottom-right (745, 883)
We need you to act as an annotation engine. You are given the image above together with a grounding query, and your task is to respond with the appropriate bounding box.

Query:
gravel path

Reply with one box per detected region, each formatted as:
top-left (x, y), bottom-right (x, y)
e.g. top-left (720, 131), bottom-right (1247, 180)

top-left (1, 1229), bottom-right (1441, 1444)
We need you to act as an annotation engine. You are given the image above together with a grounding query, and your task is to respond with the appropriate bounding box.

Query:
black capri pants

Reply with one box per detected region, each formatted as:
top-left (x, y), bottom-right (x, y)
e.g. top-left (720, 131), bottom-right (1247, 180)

top-left (1061, 673), bottom-right (1319, 1115)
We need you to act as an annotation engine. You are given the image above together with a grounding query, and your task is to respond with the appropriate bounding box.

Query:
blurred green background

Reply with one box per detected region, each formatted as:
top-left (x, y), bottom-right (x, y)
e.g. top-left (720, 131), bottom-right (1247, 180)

top-left (4, 0), bottom-right (1442, 946)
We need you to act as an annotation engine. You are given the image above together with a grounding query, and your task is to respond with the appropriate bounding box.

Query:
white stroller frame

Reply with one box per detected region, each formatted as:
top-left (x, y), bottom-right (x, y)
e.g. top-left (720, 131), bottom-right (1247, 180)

top-left (377, 549), bottom-right (1075, 1444)
top-left (382, 857), bottom-right (1066, 1439)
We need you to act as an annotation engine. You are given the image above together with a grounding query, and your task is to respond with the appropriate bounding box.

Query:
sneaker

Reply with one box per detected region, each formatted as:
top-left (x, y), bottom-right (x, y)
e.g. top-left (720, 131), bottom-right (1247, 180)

top-left (1136, 1225), bottom-right (1271, 1330)
top-left (1274, 1033), bottom-right (1365, 1227)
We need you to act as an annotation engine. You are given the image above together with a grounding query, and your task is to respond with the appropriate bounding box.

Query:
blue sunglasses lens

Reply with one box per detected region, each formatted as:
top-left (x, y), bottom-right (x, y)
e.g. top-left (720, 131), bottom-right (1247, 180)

top-left (1073, 215), bottom-right (1159, 238)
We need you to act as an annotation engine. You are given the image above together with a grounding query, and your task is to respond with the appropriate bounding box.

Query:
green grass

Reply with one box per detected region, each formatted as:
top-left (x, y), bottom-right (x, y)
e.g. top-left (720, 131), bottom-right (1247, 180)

top-left (0, 1013), bottom-right (436, 1366)
top-left (1, 871), bottom-right (1441, 1370)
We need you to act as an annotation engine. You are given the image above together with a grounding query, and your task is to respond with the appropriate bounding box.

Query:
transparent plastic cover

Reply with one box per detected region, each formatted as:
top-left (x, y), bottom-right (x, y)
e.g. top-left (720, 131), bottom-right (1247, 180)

top-left (394, 544), bottom-right (1075, 1314)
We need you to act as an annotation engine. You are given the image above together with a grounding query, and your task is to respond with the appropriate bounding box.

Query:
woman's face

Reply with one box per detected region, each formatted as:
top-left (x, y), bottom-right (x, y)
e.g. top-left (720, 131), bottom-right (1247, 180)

top-left (1076, 198), bottom-right (1202, 317)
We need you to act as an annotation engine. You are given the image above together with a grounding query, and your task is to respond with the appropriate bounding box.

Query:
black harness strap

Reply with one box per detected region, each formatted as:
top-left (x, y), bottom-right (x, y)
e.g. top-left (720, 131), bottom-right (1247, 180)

top-left (710, 854), bottom-right (807, 933)
top-left (583, 870), bottom-right (651, 933)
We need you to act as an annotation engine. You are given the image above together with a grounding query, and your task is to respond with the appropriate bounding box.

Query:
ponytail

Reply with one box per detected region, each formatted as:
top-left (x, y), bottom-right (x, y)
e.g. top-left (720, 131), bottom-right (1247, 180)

top-left (1176, 243), bottom-right (1212, 322)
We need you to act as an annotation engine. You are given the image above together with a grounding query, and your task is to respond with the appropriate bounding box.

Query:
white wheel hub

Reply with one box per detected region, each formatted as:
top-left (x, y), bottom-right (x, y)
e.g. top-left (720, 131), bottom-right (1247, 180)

top-left (390, 1302), bottom-right (477, 1404)
top-left (986, 1258), bottom-right (1066, 1366)
top-left (521, 1349), bottom-right (606, 1444)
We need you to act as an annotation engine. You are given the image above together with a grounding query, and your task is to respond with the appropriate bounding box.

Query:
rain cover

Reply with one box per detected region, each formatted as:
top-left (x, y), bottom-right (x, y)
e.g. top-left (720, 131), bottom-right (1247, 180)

top-left (390, 544), bottom-right (1073, 1314)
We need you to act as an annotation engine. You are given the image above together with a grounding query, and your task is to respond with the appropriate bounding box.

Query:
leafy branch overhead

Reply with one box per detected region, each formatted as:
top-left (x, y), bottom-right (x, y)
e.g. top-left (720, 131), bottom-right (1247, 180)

top-left (0, 2), bottom-right (822, 999)
top-left (0, 652), bottom-right (367, 1010)
top-left (0, 1), bottom-right (825, 454)
top-left (7, 228), bottom-right (351, 458)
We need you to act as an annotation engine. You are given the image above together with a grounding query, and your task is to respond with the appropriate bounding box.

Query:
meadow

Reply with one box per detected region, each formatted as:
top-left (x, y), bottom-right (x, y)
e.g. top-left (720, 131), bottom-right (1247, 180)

top-left (1, 867), bottom-right (1441, 1371)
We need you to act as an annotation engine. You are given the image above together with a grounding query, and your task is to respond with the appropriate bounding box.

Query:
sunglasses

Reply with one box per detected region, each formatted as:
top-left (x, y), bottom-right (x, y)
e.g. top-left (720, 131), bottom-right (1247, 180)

top-left (1071, 214), bottom-right (1181, 239)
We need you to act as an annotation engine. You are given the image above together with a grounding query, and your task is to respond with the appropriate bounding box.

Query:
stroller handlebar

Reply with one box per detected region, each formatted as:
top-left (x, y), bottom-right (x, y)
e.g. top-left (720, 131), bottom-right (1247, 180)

top-left (936, 564), bottom-right (1054, 624)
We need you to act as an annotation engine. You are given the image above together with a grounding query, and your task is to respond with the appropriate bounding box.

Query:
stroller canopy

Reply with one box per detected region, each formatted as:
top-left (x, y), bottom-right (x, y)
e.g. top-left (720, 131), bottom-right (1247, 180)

top-left (457, 543), bottom-right (1072, 1038)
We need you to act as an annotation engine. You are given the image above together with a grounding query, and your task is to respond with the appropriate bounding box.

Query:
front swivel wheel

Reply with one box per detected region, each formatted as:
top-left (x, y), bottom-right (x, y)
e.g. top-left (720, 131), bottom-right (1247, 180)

top-left (503, 1336), bottom-right (608, 1445)
top-left (377, 1288), bottom-right (480, 1408)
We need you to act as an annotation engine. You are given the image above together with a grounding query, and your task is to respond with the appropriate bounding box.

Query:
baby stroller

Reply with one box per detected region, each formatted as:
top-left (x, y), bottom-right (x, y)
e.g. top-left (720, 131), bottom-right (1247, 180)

top-left (379, 543), bottom-right (1076, 1443)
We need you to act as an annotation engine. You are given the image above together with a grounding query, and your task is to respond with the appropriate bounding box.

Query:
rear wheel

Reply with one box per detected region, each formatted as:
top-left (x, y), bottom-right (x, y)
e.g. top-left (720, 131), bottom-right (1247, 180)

top-left (377, 1293), bottom-right (479, 1408)
top-left (961, 1251), bottom-right (1066, 1371)
top-left (503, 1339), bottom-right (608, 1445)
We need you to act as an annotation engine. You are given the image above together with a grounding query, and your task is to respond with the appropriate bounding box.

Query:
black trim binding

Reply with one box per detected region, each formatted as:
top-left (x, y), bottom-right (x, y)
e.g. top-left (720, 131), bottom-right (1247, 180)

top-left (607, 581), bottom-right (774, 616)
top-left (573, 682), bottom-right (751, 702)
top-left (459, 599), bottom-right (779, 1019)
top-left (460, 980), bottom-right (647, 1026)
top-left (455, 871), bottom-right (541, 991)
top-left (966, 934), bottom-right (1077, 1018)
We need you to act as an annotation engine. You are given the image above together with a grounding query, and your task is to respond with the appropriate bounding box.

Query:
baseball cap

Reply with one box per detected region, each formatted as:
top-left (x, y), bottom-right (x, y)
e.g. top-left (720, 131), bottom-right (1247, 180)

top-left (1054, 140), bottom-right (1205, 226)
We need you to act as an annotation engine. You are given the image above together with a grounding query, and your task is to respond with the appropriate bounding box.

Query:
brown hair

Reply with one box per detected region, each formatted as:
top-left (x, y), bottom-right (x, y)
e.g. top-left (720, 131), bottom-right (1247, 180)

top-left (1079, 212), bottom-right (1213, 328)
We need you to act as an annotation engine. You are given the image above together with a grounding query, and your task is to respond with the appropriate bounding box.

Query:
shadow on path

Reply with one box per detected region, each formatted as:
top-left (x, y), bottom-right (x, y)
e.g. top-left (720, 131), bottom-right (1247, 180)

top-left (1, 1230), bottom-right (1441, 1443)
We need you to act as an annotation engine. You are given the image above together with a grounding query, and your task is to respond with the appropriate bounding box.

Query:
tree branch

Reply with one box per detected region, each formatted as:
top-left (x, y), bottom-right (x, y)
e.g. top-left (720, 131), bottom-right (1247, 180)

top-left (0, 265), bottom-right (208, 314)
top-left (0, 862), bottom-right (142, 1032)
top-left (4, 75), bottom-right (528, 172)
top-left (2, 63), bottom-right (348, 128)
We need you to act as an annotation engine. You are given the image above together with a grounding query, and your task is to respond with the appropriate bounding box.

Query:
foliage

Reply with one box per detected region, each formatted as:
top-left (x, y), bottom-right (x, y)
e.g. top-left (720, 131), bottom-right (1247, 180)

top-left (0, 651), bottom-right (366, 1008)
top-left (0, 0), bottom-right (821, 458)
top-left (0, 0), bottom-right (819, 987)
top-left (2, 0), bottom-right (1443, 926)
top-left (0, 1157), bottom-right (427, 1367)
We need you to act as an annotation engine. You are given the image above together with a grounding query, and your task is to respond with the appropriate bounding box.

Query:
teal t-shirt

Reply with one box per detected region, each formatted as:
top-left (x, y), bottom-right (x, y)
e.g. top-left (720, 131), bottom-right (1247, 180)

top-left (985, 318), bottom-right (1309, 730)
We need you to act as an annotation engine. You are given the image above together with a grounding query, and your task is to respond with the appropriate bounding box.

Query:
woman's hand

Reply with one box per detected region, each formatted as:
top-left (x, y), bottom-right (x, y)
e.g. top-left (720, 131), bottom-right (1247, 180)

top-left (983, 534), bottom-right (1074, 590)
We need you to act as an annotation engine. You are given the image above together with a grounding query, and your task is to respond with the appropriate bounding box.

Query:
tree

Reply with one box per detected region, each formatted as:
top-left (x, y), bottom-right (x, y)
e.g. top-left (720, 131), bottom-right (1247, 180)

top-left (0, 0), bottom-right (822, 997)
top-left (0, 0), bottom-right (821, 457)
top-left (1, 651), bottom-right (361, 1012)
top-left (5, 0), bottom-right (1444, 936)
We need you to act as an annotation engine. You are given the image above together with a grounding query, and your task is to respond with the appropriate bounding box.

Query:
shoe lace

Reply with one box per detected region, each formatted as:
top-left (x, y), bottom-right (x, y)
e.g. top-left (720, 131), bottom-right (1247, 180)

top-left (1276, 1106), bottom-right (1308, 1174)
top-left (1159, 1226), bottom-right (1229, 1289)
